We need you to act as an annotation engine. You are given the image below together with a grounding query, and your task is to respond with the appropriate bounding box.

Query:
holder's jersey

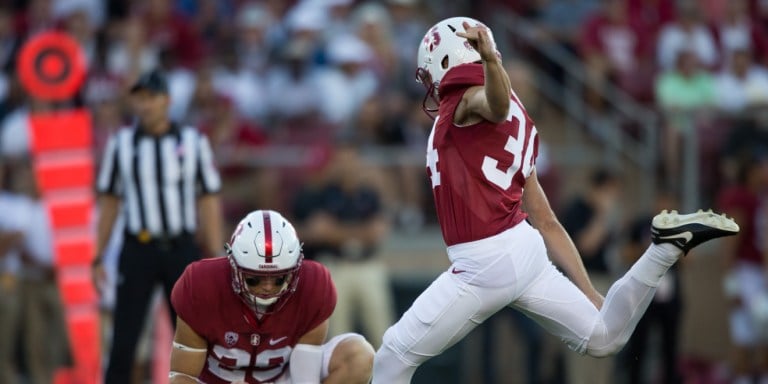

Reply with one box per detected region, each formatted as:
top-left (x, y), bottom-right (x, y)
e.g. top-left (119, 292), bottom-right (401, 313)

top-left (171, 257), bottom-right (336, 383)
top-left (428, 63), bottom-right (539, 246)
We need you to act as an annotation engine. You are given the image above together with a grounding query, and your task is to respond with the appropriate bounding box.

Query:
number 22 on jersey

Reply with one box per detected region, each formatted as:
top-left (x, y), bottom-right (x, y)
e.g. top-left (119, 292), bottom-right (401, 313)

top-left (426, 100), bottom-right (537, 189)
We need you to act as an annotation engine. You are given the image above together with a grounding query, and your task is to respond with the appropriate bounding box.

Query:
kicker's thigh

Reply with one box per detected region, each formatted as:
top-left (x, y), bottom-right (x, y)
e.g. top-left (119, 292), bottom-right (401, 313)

top-left (512, 262), bottom-right (599, 353)
top-left (381, 272), bottom-right (510, 366)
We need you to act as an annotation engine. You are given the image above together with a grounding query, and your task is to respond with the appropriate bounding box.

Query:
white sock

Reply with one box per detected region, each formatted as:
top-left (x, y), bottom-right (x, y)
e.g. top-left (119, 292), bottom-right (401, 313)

top-left (627, 244), bottom-right (680, 287)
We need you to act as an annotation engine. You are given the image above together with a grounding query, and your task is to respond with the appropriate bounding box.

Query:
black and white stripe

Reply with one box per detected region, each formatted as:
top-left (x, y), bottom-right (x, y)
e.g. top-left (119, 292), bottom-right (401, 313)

top-left (96, 125), bottom-right (221, 236)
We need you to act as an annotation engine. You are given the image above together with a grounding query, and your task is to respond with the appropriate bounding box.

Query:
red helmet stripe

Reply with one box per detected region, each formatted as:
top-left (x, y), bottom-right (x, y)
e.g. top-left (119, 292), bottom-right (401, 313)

top-left (263, 211), bottom-right (273, 263)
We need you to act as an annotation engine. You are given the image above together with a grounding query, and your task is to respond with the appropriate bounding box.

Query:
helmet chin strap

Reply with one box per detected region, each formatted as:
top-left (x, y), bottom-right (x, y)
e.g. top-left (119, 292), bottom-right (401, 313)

top-left (421, 81), bottom-right (439, 120)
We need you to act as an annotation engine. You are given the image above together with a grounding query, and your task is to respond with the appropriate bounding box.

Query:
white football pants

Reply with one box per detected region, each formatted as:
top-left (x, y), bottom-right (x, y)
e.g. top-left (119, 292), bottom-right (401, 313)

top-left (372, 221), bottom-right (680, 384)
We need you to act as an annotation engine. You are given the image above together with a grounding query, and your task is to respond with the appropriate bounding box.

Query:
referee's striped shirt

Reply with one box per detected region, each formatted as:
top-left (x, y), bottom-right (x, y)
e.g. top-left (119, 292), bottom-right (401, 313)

top-left (96, 123), bottom-right (221, 237)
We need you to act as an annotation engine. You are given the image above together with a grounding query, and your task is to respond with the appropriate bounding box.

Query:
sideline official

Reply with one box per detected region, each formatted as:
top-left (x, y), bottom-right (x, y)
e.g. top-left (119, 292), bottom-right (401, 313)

top-left (92, 70), bottom-right (223, 384)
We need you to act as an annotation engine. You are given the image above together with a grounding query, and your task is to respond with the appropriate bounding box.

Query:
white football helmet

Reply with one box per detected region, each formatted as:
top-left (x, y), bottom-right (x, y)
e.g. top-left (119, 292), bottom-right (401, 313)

top-left (416, 16), bottom-right (498, 117)
top-left (226, 210), bottom-right (303, 311)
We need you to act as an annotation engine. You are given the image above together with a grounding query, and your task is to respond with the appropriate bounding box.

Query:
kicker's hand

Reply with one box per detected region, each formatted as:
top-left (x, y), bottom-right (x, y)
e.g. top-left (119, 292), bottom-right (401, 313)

top-left (456, 21), bottom-right (497, 62)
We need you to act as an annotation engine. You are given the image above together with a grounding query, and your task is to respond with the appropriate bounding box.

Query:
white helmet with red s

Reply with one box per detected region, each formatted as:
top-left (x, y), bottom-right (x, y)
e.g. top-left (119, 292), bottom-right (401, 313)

top-left (226, 210), bottom-right (303, 310)
top-left (415, 16), bottom-right (498, 117)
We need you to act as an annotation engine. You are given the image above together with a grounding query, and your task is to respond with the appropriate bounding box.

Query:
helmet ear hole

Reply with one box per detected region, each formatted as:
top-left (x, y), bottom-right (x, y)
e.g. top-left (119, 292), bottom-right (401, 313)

top-left (441, 55), bottom-right (449, 70)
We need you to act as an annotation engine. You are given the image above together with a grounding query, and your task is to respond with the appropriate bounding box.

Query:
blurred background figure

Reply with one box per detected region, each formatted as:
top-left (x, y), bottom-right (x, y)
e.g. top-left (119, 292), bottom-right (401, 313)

top-left (560, 168), bottom-right (621, 384)
top-left (715, 48), bottom-right (768, 115)
top-left (718, 153), bottom-right (768, 384)
top-left (0, 95), bottom-right (71, 384)
top-left (93, 70), bottom-right (223, 384)
top-left (0, 157), bottom-right (26, 384)
top-left (656, 0), bottom-right (718, 71)
top-left (292, 143), bottom-right (395, 349)
top-left (656, 48), bottom-right (715, 192)
top-left (579, 0), bottom-right (651, 108)
top-left (316, 34), bottom-right (379, 128)
top-left (13, 158), bottom-right (71, 384)
top-left (622, 190), bottom-right (684, 384)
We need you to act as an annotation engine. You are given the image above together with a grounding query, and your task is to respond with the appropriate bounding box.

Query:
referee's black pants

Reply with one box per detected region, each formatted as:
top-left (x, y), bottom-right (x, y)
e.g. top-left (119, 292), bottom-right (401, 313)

top-left (105, 233), bottom-right (201, 384)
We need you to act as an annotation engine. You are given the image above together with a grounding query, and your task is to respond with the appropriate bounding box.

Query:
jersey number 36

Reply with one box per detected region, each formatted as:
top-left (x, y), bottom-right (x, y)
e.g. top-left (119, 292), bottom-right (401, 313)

top-left (427, 101), bottom-right (536, 190)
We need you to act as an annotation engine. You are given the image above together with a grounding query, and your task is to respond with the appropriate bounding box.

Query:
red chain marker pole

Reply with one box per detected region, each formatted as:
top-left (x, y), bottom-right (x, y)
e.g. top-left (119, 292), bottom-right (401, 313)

top-left (18, 31), bottom-right (100, 384)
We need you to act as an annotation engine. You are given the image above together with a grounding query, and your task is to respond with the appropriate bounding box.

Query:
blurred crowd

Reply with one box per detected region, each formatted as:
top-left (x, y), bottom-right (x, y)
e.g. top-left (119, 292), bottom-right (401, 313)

top-left (0, 0), bottom-right (765, 383)
top-left (510, 0), bottom-right (768, 203)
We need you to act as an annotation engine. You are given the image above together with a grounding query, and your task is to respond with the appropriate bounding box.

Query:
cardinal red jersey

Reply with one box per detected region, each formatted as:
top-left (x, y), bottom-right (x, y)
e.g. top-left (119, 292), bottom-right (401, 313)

top-left (428, 63), bottom-right (539, 246)
top-left (171, 257), bottom-right (336, 383)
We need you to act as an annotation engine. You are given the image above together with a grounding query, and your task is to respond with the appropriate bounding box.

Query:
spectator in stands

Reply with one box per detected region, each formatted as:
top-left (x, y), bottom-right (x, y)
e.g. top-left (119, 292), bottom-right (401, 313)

top-left (283, 1), bottom-right (329, 67)
top-left (623, 191), bottom-right (684, 384)
top-left (348, 95), bottom-right (427, 232)
top-left (627, 0), bottom-right (676, 38)
top-left (106, 17), bottom-right (160, 85)
top-left (715, 48), bottom-right (768, 114)
top-left (263, 38), bottom-right (325, 134)
top-left (657, 0), bottom-right (718, 70)
top-left (656, 49), bottom-right (716, 111)
top-left (718, 153), bottom-right (768, 384)
top-left (323, 0), bottom-right (356, 41)
top-left (187, 0), bottom-right (234, 50)
top-left (292, 143), bottom-right (395, 349)
top-left (58, 1), bottom-right (98, 67)
top-left (234, 2), bottom-right (275, 75)
top-left (711, 0), bottom-right (768, 66)
top-left (316, 34), bottom-right (379, 127)
top-left (353, 2), bottom-right (399, 85)
top-left (656, 48), bottom-right (716, 191)
top-left (184, 63), bottom-right (218, 127)
top-left (13, 158), bottom-right (71, 384)
top-left (385, 0), bottom-right (428, 93)
top-left (136, 0), bottom-right (204, 69)
top-left (561, 168), bottom-right (622, 384)
top-left (210, 40), bottom-right (267, 123)
top-left (580, 0), bottom-right (652, 103)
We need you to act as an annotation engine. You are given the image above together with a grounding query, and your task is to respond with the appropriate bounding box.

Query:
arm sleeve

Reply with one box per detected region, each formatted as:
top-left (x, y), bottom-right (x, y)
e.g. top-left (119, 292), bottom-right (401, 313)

top-left (289, 344), bottom-right (323, 384)
top-left (195, 134), bottom-right (221, 195)
top-left (96, 135), bottom-right (122, 195)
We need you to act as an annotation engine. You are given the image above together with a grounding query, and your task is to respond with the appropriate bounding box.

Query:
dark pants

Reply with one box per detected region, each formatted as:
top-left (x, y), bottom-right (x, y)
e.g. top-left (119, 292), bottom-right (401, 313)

top-left (625, 300), bottom-right (682, 384)
top-left (105, 233), bottom-right (201, 384)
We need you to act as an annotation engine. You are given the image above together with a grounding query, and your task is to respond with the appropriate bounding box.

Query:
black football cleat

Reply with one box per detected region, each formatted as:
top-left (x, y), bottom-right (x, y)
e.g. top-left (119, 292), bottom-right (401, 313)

top-left (651, 209), bottom-right (740, 255)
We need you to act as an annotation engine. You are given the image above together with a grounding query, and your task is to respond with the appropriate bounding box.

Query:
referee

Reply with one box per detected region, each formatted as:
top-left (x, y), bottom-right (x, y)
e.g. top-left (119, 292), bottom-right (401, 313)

top-left (92, 70), bottom-right (224, 384)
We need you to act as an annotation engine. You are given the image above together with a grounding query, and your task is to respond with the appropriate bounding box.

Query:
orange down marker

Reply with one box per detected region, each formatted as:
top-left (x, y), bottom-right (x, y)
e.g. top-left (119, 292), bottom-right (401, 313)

top-left (19, 31), bottom-right (100, 384)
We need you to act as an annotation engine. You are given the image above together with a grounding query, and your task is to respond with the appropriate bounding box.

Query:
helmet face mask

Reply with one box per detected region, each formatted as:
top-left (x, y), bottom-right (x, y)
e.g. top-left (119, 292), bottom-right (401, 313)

top-left (415, 67), bottom-right (439, 119)
top-left (227, 210), bottom-right (303, 313)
